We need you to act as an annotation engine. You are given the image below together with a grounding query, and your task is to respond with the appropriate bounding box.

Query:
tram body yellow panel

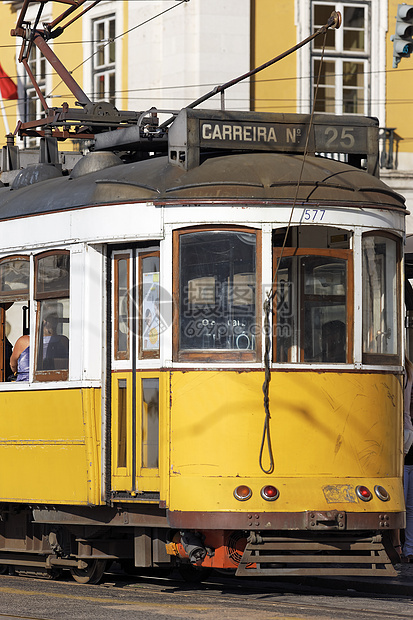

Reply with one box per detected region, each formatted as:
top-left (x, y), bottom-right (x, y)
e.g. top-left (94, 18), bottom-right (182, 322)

top-left (0, 388), bottom-right (102, 505)
top-left (169, 371), bottom-right (402, 512)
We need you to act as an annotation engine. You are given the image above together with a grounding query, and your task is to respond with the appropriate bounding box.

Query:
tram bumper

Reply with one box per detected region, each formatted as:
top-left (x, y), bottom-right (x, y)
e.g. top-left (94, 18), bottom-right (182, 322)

top-left (235, 530), bottom-right (397, 577)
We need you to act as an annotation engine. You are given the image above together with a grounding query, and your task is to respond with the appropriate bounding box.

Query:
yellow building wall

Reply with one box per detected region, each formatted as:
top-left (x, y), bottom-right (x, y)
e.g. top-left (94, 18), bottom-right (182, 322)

top-left (0, 1), bottom-right (129, 146)
top-left (387, 0), bottom-right (413, 156)
top-left (252, 0), bottom-right (298, 113)
top-left (49, 2), bottom-right (85, 113)
top-left (0, 2), bottom-right (18, 138)
top-left (0, 387), bottom-right (102, 505)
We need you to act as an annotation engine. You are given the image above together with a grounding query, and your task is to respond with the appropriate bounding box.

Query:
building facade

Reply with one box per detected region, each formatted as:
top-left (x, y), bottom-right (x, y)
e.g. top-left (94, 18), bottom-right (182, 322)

top-left (0, 0), bottom-right (250, 145)
top-left (252, 0), bottom-right (413, 241)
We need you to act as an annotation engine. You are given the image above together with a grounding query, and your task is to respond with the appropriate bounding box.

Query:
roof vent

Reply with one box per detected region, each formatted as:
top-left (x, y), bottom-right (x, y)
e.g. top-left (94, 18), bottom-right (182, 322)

top-left (11, 163), bottom-right (62, 190)
top-left (69, 151), bottom-right (122, 179)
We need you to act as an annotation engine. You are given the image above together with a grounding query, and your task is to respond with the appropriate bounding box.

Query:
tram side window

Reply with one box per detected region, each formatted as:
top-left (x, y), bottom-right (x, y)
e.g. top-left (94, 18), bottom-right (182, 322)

top-left (34, 251), bottom-right (70, 382)
top-left (113, 254), bottom-right (131, 360)
top-left (274, 249), bottom-right (352, 363)
top-left (362, 234), bottom-right (400, 364)
top-left (174, 228), bottom-right (261, 361)
top-left (0, 257), bottom-right (30, 382)
top-left (140, 252), bottom-right (160, 359)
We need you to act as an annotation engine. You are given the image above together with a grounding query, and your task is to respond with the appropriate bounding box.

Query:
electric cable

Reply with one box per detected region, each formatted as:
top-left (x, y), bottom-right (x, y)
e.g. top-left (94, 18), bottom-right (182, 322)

top-left (259, 21), bottom-right (335, 475)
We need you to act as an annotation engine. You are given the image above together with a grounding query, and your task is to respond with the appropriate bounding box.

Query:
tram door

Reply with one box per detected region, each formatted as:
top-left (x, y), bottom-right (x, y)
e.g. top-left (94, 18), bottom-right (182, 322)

top-left (110, 248), bottom-right (161, 496)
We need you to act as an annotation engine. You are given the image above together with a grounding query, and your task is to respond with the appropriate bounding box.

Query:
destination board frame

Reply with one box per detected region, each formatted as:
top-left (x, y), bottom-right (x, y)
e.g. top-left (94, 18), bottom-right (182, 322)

top-left (168, 109), bottom-right (379, 176)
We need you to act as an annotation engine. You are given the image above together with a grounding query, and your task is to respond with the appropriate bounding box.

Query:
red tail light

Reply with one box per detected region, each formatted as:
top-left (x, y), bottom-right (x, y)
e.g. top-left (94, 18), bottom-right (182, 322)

top-left (356, 485), bottom-right (372, 501)
top-left (261, 485), bottom-right (280, 501)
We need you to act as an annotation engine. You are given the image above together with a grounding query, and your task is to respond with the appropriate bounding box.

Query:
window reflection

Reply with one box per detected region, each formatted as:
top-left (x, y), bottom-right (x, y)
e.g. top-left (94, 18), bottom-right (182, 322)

top-left (141, 254), bottom-right (160, 355)
top-left (141, 378), bottom-right (159, 469)
top-left (362, 235), bottom-right (399, 361)
top-left (36, 254), bottom-right (69, 296)
top-left (34, 251), bottom-right (70, 381)
top-left (179, 231), bottom-right (257, 352)
top-left (117, 379), bottom-right (127, 468)
top-left (0, 258), bottom-right (29, 299)
top-left (114, 255), bottom-right (130, 360)
top-left (36, 299), bottom-right (69, 372)
top-left (274, 252), bottom-right (349, 363)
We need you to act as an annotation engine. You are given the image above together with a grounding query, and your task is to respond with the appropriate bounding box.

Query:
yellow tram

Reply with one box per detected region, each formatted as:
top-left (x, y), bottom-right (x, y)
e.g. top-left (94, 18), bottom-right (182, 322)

top-left (0, 3), bottom-right (407, 583)
top-left (0, 107), bottom-right (406, 581)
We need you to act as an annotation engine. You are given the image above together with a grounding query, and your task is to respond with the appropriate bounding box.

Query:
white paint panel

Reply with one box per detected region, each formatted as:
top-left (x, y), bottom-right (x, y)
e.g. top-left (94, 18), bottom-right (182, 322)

top-left (0, 203), bottom-right (163, 254)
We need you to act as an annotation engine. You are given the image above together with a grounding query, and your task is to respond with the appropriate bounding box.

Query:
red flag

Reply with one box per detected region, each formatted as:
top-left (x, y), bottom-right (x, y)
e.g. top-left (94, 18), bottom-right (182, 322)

top-left (0, 64), bottom-right (18, 100)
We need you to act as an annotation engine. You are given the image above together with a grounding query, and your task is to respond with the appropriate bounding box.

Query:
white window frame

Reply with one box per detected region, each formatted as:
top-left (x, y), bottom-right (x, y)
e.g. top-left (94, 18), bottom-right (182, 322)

top-left (92, 14), bottom-right (116, 104)
top-left (83, 2), bottom-right (123, 110)
top-left (15, 2), bottom-right (53, 148)
top-left (295, 0), bottom-right (387, 126)
top-left (312, 2), bottom-right (369, 115)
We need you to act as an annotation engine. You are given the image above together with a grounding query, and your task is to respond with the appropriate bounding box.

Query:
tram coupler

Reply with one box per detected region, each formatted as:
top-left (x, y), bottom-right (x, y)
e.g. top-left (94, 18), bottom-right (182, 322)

top-left (305, 510), bottom-right (346, 530)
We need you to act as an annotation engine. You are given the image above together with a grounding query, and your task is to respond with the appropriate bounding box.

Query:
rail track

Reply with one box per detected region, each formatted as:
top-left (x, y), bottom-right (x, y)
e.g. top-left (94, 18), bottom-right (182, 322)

top-left (1, 565), bottom-right (413, 620)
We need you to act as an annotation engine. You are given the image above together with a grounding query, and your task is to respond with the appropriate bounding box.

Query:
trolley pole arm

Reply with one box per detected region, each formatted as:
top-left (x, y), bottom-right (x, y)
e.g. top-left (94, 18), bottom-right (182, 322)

top-left (31, 32), bottom-right (91, 106)
top-left (45, 1), bottom-right (102, 39)
top-left (11, 0), bottom-right (97, 109)
top-left (21, 57), bottom-right (49, 113)
top-left (187, 11), bottom-right (342, 110)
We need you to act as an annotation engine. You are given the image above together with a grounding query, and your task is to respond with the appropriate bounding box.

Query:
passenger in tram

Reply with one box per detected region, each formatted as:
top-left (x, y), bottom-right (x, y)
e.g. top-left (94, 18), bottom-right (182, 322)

top-left (42, 313), bottom-right (69, 370)
top-left (320, 320), bottom-right (346, 363)
top-left (1, 302), bottom-right (14, 380)
top-left (10, 334), bottom-right (30, 381)
top-left (4, 335), bottom-right (13, 378)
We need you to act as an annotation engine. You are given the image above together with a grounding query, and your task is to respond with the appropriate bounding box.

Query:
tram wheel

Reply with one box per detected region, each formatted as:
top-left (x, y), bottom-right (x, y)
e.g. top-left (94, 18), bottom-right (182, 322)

top-left (177, 564), bottom-right (212, 583)
top-left (0, 565), bottom-right (8, 575)
top-left (70, 560), bottom-right (107, 584)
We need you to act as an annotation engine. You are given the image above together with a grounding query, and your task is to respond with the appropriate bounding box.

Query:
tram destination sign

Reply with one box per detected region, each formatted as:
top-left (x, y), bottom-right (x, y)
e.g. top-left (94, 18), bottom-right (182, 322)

top-left (168, 109), bottom-right (379, 174)
top-left (199, 119), bottom-right (369, 154)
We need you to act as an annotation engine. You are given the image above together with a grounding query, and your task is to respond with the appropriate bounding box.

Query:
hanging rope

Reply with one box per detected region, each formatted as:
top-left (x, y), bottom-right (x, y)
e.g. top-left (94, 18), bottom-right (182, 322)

top-left (259, 16), bottom-right (340, 474)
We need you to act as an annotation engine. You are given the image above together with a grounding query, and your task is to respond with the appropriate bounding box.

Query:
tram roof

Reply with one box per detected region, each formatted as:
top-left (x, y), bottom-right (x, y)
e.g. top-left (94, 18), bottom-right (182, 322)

top-left (0, 151), bottom-right (405, 222)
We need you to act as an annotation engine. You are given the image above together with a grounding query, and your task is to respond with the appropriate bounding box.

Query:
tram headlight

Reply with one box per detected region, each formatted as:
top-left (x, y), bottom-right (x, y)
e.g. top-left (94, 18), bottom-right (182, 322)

top-left (260, 485), bottom-right (279, 501)
top-left (355, 485), bottom-right (372, 502)
top-left (234, 485), bottom-right (252, 501)
top-left (374, 485), bottom-right (390, 502)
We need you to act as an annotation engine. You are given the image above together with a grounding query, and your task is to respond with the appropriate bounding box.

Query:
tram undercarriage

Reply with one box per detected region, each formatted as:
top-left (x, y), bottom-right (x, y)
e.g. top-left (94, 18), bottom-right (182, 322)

top-left (0, 504), bottom-right (402, 581)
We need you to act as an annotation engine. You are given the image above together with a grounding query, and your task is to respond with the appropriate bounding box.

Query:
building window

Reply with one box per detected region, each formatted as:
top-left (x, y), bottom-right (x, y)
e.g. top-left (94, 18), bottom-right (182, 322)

top-left (312, 2), bottom-right (369, 115)
top-left (34, 251), bottom-right (70, 381)
top-left (174, 228), bottom-right (261, 362)
top-left (92, 15), bottom-right (116, 105)
top-left (24, 45), bottom-right (46, 147)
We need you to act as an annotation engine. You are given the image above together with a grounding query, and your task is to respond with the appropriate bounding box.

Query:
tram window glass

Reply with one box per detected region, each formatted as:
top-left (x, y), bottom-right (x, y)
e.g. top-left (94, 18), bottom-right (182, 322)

top-left (274, 249), bottom-right (352, 363)
top-left (140, 252), bottom-right (160, 359)
top-left (174, 229), bottom-right (260, 361)
top-left (141, 378), bottom-right (159, 469)
top-left (362, 234), bottom-right (400, 364)
top-left (117, 378), bottom-right (127, 468)
top-left (0, 257), bottom-right (30, 299)
top-left (113, 254), bottom-right (130, 361)
top-left (34, 251), bottom-right (70, 381)
top-left (0, 257), bottom-right (30, 382)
